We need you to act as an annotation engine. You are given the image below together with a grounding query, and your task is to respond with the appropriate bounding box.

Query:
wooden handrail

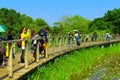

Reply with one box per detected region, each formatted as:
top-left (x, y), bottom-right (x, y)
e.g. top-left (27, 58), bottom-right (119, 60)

top-left (0, 34), bottom-right (120, 79)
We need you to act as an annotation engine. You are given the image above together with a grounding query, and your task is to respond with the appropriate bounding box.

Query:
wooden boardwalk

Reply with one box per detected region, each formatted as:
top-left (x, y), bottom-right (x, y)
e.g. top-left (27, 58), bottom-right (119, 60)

top-left (0, 39), bottom-right (120, 80)
top-left (0, 44), bottom-right (71, 80)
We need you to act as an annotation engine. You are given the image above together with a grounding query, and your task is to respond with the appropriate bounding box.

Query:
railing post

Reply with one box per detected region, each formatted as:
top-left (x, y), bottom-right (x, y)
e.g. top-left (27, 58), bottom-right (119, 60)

top-left (64, 36), bottom-right (67, 50)
top-left (44, 42), bottom-right (48, 58)
top-left (83, 35), bottom-right (86, 47)
top-left (8, 43), bottom-right (13, 78)
top-left (61, 37), bottom-right (63, 46)
top-left (58, 37), bottom-right (61, 52)
top-left (52, 37), bottom-right (55, 54)
top-left (6, 43), bottom-right (9, 57)
top-left (36, 41), bottom-right (39, 62)
top-left (74, 37), bottom-right (76, 48)
top-left (58, 37), bottom-right (61, 47)
top-left (13, 42), bottom-right (15, 55)
top-left (62, 37), bottom-right (66, 50)
top-left (88, 35), bottom-right (90, 46)
top-left (25, 41), bottom-right (28, 69)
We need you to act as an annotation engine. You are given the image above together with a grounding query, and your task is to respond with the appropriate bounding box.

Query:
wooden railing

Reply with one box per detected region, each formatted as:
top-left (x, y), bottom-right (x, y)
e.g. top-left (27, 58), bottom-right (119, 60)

top-left (0, 34), bottom-right (120, 79)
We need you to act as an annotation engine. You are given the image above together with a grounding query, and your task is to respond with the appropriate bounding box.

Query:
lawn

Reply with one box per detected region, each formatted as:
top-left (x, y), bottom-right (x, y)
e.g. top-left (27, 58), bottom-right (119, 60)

top-left (27, 43), bottom-right (120, 80)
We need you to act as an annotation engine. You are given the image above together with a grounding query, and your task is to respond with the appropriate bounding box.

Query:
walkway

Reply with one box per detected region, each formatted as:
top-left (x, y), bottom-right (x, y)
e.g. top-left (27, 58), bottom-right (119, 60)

top-left (0, 37), bottom-right (120, 80)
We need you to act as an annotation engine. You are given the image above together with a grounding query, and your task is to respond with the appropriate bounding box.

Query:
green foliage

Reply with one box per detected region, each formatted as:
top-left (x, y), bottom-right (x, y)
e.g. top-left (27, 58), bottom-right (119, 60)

top-left (1, 7), bottom-right (120, 38)
top-left (0, 8), bottom-right (21, 37)
top-left (20, 14), bottom-right (33, 27)
top-left (34, 18), bottom-right (49, 33)
top-left (51, 15), bottom-right (91, 35)
top-left (27, 44), bottom-right (120, 80)
top-left (34, 18), bottom-right (48, 27)
top-left (0, 8), bottom-right (50, 38)
top-left (51, 8), bottom-right (120, 35)
top-left (90, 8), bottom-right (120, 34)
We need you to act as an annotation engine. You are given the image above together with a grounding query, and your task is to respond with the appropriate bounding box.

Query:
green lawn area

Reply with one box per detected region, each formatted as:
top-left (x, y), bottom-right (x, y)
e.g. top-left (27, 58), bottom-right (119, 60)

top-left (27, 43), bottom-right (120, 80)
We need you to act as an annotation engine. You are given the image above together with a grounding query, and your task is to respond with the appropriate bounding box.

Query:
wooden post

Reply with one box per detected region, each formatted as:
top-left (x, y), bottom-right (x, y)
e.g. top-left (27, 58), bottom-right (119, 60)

top-left (58, 37), bottom-right (61, 52)
top-left (63, 37), bottom-right (66, 50)
top-left (83, 35), bottom-right (86, 48)
top-left (25, 41), bottom-right (28, 69)
top-left (8, 43), bottom-right (13, 78)
top-left (13, 42), bottom-right (15, 55)
top-left (44, 43), bottom-right (48, 58)
top-left (52, 37), bottom-right (55, 55)
top-left (62, 37), bottom-right (64, 46)
top-left (99, 35), bottom-right (102, 43)
top-left (88, 35), bottom-right (91, 46)
top-left (36, 41), bottom-right (39, 62)
top-left (61, 37), bottom-right (65, 50)
top-left (59, 37), bottom-right (61, 47)
top-left (6, 43), bottom-right (9, 57)
top-left (74, 37), bottom-right (76, 48)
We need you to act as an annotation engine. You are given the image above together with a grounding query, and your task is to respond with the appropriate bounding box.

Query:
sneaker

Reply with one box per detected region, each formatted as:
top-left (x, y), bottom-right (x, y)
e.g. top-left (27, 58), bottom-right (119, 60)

top-left (20, 63), bottom-right (24, 66)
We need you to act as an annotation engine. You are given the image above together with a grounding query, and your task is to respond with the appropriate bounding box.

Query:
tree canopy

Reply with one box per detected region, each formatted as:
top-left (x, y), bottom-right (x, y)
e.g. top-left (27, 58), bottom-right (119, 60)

top-left (0, 7), bottom-right (120, 37)
top-left (52, 15), bottom-right (91, 35)
top-left (0, 8), bottom-right (49, 38)
top-left (89, 8), bottom-right (120, 34)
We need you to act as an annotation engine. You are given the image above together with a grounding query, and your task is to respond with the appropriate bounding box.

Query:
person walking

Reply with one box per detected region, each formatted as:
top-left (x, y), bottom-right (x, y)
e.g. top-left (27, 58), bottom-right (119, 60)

top-left (105, 32), bottom-right (110, 42)
top-left (0, 44), bottom-right (4, 66)
top-left (74, 31), bottom-right (81, 46)
top-left (20, 27), bottom-right (28, 65)
top-left (68, 32), bottom-right (73, 45)
top-left (31, 31), bottom-right (39, 61)
top-left (39, 27), bottom-right (49, 58)
top-left (7, 28), bottom-right (15, 59)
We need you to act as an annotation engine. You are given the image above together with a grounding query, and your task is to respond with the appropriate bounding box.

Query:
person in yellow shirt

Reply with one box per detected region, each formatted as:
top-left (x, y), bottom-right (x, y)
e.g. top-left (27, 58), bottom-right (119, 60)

top-left (26, 28), bottom-right (31, 39)
top-left (20, 27), bottom-right (28, 64)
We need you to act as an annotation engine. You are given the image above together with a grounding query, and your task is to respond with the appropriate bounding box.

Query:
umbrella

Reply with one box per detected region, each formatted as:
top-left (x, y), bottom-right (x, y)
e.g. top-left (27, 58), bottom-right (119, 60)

top-left (67, 30), bottom-right (79, 34)
top-left (0, 25), bottom-right (7, 32)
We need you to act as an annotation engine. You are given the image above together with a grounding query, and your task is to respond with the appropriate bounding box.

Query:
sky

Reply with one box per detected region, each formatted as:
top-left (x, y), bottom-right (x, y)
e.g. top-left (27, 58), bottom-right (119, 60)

top-left (0, 0), bottom-right (120, 26)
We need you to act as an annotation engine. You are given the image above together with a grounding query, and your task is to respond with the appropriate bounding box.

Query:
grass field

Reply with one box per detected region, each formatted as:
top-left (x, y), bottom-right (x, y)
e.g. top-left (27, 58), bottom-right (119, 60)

top-left (27, 43), bottom-right (120, 80)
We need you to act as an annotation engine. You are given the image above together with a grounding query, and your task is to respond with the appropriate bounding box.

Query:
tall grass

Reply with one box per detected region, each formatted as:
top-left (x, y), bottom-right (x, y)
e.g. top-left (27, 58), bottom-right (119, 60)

top-left (27, 43), bottom-right (120, 80)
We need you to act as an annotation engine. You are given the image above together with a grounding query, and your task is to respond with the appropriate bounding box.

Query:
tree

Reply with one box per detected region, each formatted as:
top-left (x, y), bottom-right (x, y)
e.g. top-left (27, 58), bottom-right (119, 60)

top-left (0, 8), bottom-right (22, 37)
top-left (20, 14), bottom-right (33, 27)
top-left (34, 18), bottom-right (48, 27)
top-left (90, 8), bottom-right (120, 33)
top-left (53, 15), bottom-right (91, 35)
top-left (34, 18), bottom-right (49, 32)
top-left (0, 8), bottom-right (50, 37)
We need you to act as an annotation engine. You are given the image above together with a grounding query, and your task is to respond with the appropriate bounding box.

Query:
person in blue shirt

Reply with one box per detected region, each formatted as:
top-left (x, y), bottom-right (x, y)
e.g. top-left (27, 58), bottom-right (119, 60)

top-left (40, 28), bottom-right (49, 43)
top-left (39, 27), bottom-right (49, 58)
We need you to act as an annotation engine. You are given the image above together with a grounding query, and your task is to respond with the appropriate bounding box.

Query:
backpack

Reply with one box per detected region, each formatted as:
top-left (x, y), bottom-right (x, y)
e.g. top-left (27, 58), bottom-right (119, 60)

top-left (17, 36), bottom-right (21, 48)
